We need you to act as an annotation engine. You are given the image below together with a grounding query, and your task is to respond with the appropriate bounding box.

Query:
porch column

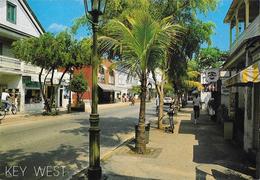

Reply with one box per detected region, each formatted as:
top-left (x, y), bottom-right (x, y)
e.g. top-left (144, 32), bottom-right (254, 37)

top-left (230, 22), bottom-right (233, 49)
top-left (245, 0), bottom-right (250, 28)
top-left (235, 9), bottom-right (239, 39)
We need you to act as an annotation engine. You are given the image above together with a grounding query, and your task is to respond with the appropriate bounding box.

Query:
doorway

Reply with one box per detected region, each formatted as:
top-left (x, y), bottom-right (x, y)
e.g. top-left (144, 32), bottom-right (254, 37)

top-left (60, 89), bottom-right (63, 107)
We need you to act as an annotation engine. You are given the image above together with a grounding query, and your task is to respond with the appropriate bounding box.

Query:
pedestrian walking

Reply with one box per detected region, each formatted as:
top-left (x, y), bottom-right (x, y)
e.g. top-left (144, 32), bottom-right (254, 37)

top-left (167, 105), bottom-right (174, 133)
top-left (193, 93), bottom-right (201, 125)
top-left (155, 96), bottom-right (159, 115)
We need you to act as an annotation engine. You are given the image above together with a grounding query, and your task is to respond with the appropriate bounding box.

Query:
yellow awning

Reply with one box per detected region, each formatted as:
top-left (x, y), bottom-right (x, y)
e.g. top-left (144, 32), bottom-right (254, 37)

top-left (224, 60), bottom-right (260, 87)
top-left (241, 62), bottom-right (260, 83)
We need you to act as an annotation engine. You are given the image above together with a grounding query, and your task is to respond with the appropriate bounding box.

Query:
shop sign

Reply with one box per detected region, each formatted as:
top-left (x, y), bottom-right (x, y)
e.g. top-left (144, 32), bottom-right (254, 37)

top-left (25, 81), bottom-right (40, 88)
top-left (206, 69), bottom-right (219, 83)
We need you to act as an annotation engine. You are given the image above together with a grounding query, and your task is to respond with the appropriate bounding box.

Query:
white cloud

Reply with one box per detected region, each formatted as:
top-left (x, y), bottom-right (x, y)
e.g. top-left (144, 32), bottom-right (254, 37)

top-left (47, 23), bottom-right (68, 33)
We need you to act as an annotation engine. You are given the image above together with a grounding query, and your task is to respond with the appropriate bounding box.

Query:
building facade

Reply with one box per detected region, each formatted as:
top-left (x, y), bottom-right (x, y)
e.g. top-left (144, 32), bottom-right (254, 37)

top-left (222, 0), bottom-right (260, 177)
top-left (73, 59), bottom-right (140, 107)
top-left (0, 0), bottom-right (69, 112)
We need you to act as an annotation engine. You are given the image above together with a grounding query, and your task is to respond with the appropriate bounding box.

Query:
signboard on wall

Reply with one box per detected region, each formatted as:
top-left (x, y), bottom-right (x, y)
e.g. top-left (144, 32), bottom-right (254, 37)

top-left (206, 69), bottom-right (219, 83)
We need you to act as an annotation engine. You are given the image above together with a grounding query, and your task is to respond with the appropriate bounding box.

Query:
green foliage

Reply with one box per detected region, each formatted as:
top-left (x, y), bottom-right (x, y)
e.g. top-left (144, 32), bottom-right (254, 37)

top-left (164, 83), bottom-right (174, 96)
top-left (69, 72), bottom-right (88, 94)
top-left (99, 10), bottom-right (182, 78)
top-left (149, 0), bottom-right (218, 20)
top-left (12, 31), bottom-right (91, 112)
top-left (195, 47), bottom-right (228, 71)
top-left (12, 32), bottom-right (91, 70)
top-left (130, 85), bottom-right (141, 95)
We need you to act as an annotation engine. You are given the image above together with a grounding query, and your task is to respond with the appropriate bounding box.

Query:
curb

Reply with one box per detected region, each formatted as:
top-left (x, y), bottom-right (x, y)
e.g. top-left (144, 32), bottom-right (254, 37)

top-left (0, 102), bottom-right (140, 126)
top-left (71, 135), bottom-right (135, 180)
top-left (101, 135), bottom-right (135, 162)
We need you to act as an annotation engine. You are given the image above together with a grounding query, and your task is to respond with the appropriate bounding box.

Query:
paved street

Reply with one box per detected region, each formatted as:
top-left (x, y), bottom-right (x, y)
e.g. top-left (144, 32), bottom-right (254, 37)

top-left (0, 103), bottom-right (155, 180)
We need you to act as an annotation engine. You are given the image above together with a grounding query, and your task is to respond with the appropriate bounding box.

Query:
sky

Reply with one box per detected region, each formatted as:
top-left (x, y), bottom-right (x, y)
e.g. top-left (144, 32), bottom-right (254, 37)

top-left (27, 0), bottom-right (232, 51)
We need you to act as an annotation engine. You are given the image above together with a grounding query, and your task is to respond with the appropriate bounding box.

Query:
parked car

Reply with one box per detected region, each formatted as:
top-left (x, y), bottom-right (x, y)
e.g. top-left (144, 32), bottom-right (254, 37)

top-left (163, 97), bottom-right (173, 105)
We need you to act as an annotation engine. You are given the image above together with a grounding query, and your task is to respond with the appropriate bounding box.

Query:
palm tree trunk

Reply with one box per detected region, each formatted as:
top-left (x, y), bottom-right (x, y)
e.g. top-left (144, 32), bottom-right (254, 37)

top-left (151, 71), bottom-right (164, 129)
top-left (135, 73), bottom-right (147, 154)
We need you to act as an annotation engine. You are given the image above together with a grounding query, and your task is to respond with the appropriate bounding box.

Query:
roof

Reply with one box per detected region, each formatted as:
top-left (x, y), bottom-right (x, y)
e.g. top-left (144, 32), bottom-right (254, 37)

top-left (222, 35), bottom-right (260, 70)
top-left (20, 0), bottom-right (45, 34)
top-left (224, 0), bottom-right (239, 23)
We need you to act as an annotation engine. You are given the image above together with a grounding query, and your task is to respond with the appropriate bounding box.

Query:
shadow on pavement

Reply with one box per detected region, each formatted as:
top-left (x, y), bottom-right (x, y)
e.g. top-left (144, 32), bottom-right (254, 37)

top-left (0, 144), bottom-right (88, 180)
top-left (0, 116), bottom-right (139, 180)
top-left (105, 172), bottom-right (159, 180)
top-left (178, 109), bottom-right (255, 179)
top-left (61, 116), bottom-right (137, 148)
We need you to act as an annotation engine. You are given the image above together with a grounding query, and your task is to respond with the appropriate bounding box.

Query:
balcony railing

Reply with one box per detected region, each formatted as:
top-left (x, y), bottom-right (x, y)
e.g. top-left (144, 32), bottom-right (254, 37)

top-left (0, 55), bottom-right (21, 72)
top-left (0, 55), bottom-right (39, 74)
top-left (231, 15), bottom-right (260, 54)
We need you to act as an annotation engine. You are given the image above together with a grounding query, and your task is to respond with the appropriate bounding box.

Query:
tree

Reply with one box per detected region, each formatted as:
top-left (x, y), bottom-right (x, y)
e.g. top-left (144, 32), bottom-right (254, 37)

top-left (99, 10), bottom-right (180, 154)
top-left (69, 72), bottom-right (88, 106)
top-left (12, 32), bottom-right (91, 113)
top-left (195, 47), bottom-right (228, 71)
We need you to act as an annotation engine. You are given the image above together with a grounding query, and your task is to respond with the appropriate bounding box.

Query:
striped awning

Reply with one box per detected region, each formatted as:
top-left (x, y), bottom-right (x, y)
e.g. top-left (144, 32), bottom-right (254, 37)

top-left (224, 60), bottom-right (260, 87)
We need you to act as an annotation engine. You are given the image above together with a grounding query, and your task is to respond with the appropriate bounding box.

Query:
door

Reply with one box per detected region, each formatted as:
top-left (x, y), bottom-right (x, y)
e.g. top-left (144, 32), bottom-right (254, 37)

top-left (60, 89), bottom-right (63, 107)
top-left (255, 83), bottom-right (260, 180)
top-left (253, 83), bottom-right (260, 149)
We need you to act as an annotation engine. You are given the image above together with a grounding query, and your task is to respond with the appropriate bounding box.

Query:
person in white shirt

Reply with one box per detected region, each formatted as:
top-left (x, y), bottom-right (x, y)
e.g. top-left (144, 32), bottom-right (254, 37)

top-left (1, 89), bottom-right (11, 111)
top-left (193, 93), bottom-right (201, 124)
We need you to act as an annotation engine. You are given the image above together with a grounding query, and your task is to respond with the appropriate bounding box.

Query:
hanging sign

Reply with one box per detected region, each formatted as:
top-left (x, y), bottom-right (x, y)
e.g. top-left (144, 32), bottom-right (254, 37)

top-left (206, 69), bottom-right (219, 83)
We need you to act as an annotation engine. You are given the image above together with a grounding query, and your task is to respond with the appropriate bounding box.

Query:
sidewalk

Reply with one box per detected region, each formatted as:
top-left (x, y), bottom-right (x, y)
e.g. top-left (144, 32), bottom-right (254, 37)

top-left (102, 106), bottom-right (255, 179)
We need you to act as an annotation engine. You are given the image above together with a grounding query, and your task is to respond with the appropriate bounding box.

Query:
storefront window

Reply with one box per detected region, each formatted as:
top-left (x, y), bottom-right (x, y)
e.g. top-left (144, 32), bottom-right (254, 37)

top-left (25, 89), bottom-right (42, 104)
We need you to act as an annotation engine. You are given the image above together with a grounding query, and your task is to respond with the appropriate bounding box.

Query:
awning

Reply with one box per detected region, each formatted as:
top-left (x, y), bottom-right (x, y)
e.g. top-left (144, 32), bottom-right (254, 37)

top-left (224, 60), bottom-right (260, 87)
top-left (98, 83), bottom-right (124, 92)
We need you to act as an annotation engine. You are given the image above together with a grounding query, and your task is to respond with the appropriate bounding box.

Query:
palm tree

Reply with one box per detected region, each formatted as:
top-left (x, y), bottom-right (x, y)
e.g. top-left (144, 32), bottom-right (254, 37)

top-left (99, 10), bottom-right (181, 154)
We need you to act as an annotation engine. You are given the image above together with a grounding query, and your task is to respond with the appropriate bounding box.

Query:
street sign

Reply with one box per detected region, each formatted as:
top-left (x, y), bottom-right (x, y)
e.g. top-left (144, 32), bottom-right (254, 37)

top-left (206, 69), bottom-right (219, 83)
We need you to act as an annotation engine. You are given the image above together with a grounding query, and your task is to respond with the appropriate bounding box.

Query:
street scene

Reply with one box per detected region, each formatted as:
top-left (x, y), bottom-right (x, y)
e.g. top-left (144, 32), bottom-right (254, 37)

top-left (0, 0), bottom-right (260, 179)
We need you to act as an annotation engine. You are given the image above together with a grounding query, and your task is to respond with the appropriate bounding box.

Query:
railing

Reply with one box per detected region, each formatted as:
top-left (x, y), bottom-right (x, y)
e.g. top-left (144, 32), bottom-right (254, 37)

top-left (0, 55), bottom-right (39, 74)
top-left (231, 15), bottom-right (260, 54)
top-left (0, 55), bottom-right (21, 71)
top-left (22, 63), bottom-right (40, 74)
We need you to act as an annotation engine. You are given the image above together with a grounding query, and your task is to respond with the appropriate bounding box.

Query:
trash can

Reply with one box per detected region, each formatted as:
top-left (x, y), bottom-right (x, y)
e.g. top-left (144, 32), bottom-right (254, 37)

top-left (135, 123), bottom-right (150, 144)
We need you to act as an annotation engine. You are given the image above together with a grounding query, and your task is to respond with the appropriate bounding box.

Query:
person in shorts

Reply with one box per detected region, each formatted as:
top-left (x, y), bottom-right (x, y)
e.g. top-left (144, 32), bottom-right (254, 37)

top-left (193, 93), bottom-right (201, 124)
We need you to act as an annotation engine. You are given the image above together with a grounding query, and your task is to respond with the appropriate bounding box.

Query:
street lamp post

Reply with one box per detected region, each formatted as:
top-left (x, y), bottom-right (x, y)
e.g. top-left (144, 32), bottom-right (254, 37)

top-left (83, 0), bottom-right (107, 179)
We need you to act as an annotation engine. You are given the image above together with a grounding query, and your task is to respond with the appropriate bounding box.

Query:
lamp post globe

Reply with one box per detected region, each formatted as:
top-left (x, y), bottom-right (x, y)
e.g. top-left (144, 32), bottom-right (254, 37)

top-left (83, 0), bottom-right (107, 179)
top-left (84, 0), bottom-right (107, 15)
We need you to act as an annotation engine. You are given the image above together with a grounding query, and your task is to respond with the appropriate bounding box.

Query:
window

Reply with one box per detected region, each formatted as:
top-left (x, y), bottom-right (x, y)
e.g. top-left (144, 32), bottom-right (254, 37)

top-left (98, 66), bottom-right (105, 83)
top-left (109, 70), bottom-right (115, 84)
top-left (25, 89), bottom-right (42, 104)
top-left (7, 2), bottom-right (16, 24)
top-left (99, 66), bottom-right (105, 74)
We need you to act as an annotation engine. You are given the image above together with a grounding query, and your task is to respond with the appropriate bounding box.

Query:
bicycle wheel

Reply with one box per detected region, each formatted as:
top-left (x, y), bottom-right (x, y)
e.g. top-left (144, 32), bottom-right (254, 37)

top-left (0, 109), bottom-right (6, 121)
top-left (11, 105), bottom-right (17, 115)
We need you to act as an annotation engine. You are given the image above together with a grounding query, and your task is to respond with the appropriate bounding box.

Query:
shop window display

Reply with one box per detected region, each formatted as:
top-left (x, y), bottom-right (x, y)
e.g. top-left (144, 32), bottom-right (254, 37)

top-left (25, 89), bottom-right (42, 104)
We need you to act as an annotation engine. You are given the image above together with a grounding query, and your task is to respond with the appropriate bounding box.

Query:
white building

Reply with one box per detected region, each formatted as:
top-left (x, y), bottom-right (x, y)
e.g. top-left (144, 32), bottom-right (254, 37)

top-left (0, 0), bottom-right (69, 112)
top-left (114, 69), bottom-right (140, 101)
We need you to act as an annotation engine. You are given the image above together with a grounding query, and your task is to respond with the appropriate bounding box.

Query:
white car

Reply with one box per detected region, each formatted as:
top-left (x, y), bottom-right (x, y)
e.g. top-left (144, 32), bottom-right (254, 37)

top-left (163, 97), bottom-right (172, 105)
